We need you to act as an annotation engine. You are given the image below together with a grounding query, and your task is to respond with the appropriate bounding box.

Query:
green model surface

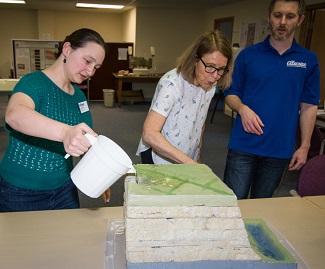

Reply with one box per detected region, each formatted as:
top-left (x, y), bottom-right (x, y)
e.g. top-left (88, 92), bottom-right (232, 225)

top-left (126, 164), bottom-right (237, 206)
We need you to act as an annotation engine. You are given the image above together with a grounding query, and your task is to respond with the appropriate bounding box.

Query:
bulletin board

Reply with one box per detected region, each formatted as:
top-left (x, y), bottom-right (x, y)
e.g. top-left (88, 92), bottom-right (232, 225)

top-left (12, 39), bottom-right (60, 78)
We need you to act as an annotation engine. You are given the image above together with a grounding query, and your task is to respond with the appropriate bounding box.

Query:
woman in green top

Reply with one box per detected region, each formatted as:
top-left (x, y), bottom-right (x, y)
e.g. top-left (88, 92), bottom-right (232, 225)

top-left (0, 28), bottom-right (107, 212)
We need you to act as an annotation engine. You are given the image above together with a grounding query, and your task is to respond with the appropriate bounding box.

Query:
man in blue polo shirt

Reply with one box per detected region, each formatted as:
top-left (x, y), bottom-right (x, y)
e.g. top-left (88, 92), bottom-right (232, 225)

top-left (223, 0), bottom-right (320, 199)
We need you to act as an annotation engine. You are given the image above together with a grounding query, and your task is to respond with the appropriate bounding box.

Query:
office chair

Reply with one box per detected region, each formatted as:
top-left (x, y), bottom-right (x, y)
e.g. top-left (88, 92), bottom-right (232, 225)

top-left (282, 123), bottom-right (324, 195)
top-left (290, 154), bottom-right (325, 197)
top-left (296, 123), bottom-right (324, 159)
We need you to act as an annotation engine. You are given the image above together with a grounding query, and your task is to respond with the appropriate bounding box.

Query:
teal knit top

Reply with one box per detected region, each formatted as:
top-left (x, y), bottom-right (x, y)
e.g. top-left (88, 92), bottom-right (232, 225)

top-left (0, 71), bottom-right (92, 190)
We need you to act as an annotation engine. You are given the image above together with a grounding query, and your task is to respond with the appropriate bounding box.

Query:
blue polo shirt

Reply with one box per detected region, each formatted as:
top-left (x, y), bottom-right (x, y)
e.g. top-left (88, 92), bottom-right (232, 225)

top-left (224, 36), bottom-right (320, 158)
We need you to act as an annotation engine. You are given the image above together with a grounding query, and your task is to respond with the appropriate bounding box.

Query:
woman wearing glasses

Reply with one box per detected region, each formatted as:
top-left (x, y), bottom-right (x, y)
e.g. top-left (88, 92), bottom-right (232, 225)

top-left (137, 30), bottom-right (233, 164)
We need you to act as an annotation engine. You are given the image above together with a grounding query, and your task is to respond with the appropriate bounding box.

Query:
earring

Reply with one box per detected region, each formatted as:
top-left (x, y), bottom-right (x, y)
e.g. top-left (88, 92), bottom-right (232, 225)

top-left (63, 58), bottom-right (66, 63)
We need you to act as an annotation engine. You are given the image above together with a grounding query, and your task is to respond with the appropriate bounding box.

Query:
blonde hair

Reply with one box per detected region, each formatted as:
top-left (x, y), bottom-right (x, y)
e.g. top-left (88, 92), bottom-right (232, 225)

top-left (176, 30), bottom-right (233, 89)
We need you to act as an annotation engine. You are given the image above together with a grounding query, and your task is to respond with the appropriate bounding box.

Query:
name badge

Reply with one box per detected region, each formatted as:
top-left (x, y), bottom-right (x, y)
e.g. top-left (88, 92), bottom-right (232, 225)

top-left (78, 101), bottom-right (89, 113)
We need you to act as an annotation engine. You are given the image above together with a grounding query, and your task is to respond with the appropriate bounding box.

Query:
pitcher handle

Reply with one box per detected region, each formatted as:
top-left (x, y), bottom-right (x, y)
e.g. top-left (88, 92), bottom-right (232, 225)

top-left (84, 133), bottom-right (98, 145)
top-left (64, 133), bottom-right (98, 159)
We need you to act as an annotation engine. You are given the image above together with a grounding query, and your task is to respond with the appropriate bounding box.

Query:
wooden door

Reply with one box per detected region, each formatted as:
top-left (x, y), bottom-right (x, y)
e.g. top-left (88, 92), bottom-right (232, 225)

top-left (88, 42), bottom-right (133, 100)
top-left (299, 3), bottom-right (325, 105)
top-left (310, 11), bottom-right (325, 104)
top-left (214, 17), bottom-right (234, 44)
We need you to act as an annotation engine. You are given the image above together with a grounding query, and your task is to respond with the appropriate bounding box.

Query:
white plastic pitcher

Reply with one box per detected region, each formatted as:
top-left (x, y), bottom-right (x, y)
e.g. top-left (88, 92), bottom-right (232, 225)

top-left (71, 134), bottom-right (136, 198)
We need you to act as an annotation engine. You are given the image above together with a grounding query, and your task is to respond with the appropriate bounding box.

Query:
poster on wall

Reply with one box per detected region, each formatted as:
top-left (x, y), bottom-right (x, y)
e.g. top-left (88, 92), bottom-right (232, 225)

top-left (12, 39), bottom-right (60, 78)
top-left (239, 19), bottom-right (269, 48)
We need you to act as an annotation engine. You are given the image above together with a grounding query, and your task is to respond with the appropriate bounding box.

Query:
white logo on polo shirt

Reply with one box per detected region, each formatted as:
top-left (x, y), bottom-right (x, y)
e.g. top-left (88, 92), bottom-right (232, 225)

top-left (287, 60), bottom-right (307, 68)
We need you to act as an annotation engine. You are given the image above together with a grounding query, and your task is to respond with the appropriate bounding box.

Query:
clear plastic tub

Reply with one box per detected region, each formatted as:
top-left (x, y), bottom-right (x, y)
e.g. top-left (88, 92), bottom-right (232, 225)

top-left (106, 219), bottom-right (126, 269)
top-left (105, 219), bottom-right (309, 269)
top-left (263, 220), bottom-right (310, 269)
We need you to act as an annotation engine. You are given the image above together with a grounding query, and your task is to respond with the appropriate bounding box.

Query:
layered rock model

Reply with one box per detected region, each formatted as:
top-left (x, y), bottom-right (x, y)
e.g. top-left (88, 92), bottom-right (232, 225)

top-left (124, 164), bottom-right (297, 269)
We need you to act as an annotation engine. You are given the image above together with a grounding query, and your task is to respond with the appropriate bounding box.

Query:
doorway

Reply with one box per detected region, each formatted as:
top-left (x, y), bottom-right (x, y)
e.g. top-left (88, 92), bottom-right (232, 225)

top-left (214, 17), bottom-right (234, 118)
top-left (214, 17), bottom-right (234, 44)
top-left (299, 3), bottom-right (325, 104)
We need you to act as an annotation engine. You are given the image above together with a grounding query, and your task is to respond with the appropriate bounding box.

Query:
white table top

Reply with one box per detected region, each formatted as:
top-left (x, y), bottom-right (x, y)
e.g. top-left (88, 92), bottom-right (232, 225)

top-left (0, 196), bottom-right (324, 269)
top-left (304, 196), bottom-right (325, 212)
top-left (0, 79), bottom-right (19, 92)
top-left (239, 196), bottom-right (325, 269)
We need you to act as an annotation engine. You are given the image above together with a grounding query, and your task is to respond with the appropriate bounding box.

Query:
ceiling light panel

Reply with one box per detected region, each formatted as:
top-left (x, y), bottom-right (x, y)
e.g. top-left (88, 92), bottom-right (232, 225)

top-left (76, 2), bottom-right (124, 9)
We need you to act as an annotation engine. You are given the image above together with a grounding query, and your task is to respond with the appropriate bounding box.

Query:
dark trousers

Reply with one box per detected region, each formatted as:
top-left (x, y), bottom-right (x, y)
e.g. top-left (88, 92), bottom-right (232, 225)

top-left (223, 149), bottom-right (289, 199)
top-left (140, 148), bottom-right (154, 164)
top-left (0, 176), bottom-right (80, 212)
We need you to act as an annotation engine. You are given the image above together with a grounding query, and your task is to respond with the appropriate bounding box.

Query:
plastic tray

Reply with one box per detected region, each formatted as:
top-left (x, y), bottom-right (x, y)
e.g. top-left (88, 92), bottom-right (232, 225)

top-left (105, 219), bottom-right (309, 269)
top-left (263, 220), bottom-right (309, 269)
top-left (106, 219), bottom-right (126, 269)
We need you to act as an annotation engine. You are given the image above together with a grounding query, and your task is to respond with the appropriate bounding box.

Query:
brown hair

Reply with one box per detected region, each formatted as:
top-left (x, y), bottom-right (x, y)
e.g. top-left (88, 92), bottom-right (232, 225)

top-left (176, 30), bottom-right (233, 89)
top-left (268, 0), bottom-right (305, 17)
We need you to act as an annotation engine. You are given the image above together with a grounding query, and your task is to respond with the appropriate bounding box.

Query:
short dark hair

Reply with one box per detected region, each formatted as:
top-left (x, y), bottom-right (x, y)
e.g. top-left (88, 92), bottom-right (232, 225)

top-left (268, 0), bottom-right (305, 17)
top-left (57, 28), bottom-right (106, 57)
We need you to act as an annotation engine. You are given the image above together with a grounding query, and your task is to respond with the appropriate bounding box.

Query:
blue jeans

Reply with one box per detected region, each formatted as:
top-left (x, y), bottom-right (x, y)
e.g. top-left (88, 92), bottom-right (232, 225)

top-left (223, 149), bottom-right (289, 199)
top-left (0, 176), bottom-right (80, 212)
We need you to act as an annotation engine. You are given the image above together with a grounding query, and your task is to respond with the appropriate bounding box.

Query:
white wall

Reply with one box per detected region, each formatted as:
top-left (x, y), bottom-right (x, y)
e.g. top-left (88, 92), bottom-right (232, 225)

top-left (135, 7), bottom-right (205, 73)
top-left (132, 7), bottom-right (205, 100)
top-left (49, 10), bottom-right (122, 42)
top-left (0, 9), bottom-right (38, 78)
top-left (204, 0), bottom-right (267, 44)
top-left (0, 8), bottom-right (122, 78)
top-left (204, 0), bottom-right (325, 44)
top-left (0, 0), bottom-right (323, 79)
top-left (122, 8), bottom-right (136, 45)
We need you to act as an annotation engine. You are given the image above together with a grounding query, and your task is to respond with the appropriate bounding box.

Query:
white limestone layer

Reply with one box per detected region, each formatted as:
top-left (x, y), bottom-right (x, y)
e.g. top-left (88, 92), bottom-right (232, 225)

top-left (124, 164), bottom-right (261, 263)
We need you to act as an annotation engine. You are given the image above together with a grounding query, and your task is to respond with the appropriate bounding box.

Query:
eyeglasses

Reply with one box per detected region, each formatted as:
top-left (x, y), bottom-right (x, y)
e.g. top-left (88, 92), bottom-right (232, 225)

top-left (197, 56), bottom-right (229, 76)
